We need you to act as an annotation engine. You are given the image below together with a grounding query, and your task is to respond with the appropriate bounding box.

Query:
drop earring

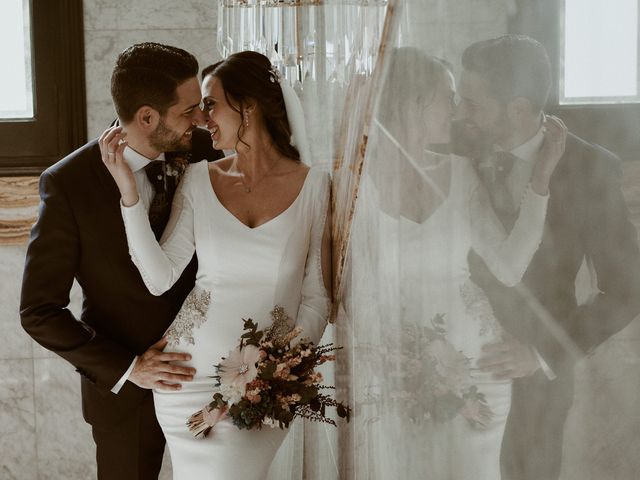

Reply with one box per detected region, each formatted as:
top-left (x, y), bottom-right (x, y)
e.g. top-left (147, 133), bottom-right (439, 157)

top-left (244, 111), bottom-right (249, 128)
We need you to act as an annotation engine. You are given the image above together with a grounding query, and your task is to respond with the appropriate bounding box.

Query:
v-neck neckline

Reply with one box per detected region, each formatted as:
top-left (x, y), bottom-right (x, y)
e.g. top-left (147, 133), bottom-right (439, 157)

top-left (205, 165), bottom-right (312, 231)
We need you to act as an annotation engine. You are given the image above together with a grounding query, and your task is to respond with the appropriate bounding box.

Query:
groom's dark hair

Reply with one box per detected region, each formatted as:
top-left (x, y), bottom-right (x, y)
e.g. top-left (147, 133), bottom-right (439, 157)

top-left (462, 34), bottom-right (551, 112)
top-left (111, 42), bottom-right (199, 123)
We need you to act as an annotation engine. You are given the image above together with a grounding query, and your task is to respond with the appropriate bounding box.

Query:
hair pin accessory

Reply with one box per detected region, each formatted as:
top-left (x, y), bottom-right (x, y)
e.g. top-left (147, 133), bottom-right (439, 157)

top-left (269, 66), bottom-right (282, 83)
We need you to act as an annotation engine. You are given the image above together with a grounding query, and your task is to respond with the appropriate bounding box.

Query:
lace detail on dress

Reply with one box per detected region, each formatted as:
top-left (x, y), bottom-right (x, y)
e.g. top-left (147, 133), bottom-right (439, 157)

top-left (165, 288), bottom-right (212, 346)
top-left (459, 281), bottom-right (502, 338)
top-left (264, 305), bottom-right (294, 347)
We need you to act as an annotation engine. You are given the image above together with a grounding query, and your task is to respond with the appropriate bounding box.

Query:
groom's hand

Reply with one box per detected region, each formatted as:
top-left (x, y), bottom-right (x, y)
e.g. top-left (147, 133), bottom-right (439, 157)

top-left (128, 337), bottom-right (196, 390)
top-left (477, 334), bottom-right (540, 380)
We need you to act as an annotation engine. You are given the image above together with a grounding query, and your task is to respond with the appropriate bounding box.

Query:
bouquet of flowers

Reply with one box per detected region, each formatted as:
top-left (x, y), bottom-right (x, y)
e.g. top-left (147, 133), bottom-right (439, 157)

top-left (417, 314), bottom-right (492, 428)
top-left (363, 314), bottom-right (492, 429)
top-left (187, 306), bottom-right (350, 437)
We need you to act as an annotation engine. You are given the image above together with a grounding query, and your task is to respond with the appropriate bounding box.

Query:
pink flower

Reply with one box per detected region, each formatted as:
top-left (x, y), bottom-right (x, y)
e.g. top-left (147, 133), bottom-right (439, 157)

top-left (319, 354), bottom-right (336, 363)
top-left (246, 393), bottom-right (262, 404)
top-left (246, 378), bottom-right (269, 392)
top-left (286, 357), bottom-right (302, 368)
top-left (274, 363), bottom-right (292, 379)
top-left (218, 345), bottom-right (260, 394)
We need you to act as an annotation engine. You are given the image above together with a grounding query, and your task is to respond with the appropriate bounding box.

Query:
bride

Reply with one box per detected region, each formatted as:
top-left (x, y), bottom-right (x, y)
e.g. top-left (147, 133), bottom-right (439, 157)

top-left (346, 47), bottom-right (566, 478)
top-left (101, 51), bottom-right (331, 479)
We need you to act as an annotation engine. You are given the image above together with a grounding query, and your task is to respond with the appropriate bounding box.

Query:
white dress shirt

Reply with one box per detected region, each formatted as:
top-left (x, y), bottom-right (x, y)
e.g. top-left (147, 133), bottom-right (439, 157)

top-left (111, 147), bottom-right (166, 394)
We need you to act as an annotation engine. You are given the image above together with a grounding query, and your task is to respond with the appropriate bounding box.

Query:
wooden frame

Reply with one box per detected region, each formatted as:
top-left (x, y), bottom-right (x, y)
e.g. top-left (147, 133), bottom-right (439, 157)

top-left (0, 0), bottom-right (86, 176)
top-left (330, 0), bottom-right (398, 321)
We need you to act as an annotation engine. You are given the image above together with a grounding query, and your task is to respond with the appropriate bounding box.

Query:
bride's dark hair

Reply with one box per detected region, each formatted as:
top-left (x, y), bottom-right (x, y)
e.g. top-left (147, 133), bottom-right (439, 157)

top-left (202, 52), bottom-right (300, 162)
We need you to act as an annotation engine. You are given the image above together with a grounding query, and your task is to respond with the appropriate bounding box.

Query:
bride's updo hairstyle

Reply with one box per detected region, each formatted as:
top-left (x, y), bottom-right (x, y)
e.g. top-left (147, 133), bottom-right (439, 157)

top-left (202, 51), bottom-right (300, 162)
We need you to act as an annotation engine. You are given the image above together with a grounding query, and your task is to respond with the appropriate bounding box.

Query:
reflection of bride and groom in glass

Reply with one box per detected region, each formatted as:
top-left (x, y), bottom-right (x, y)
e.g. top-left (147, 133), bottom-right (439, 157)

top-left (20, 34), bottom-right (640, 479)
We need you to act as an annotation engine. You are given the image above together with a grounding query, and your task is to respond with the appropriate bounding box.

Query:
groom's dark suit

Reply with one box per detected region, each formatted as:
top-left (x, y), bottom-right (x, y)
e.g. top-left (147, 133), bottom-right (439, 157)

top-left (20, 128), bottom-right (222, 478)
top-left (469, 132), bottom-right (640, 480)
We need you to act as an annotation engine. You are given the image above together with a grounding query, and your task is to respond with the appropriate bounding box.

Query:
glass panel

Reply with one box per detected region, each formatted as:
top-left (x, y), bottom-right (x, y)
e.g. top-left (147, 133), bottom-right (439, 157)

top-left (562, 0), bottom-right (638, 103)
top-left (0, 0), bottom-right (33, 119)
top-left (216, 2), bottom-right (640, 477)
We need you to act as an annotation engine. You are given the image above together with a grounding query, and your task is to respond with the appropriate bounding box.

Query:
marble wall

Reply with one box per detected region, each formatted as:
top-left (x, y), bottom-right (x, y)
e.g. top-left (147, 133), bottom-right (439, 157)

top-left (0, 0), bottom-right (218, 478)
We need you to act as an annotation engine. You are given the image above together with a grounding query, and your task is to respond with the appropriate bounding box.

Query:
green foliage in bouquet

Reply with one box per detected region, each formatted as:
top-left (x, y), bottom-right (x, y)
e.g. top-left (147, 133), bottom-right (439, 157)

top-left (187, 307), bottom-right (350, 437)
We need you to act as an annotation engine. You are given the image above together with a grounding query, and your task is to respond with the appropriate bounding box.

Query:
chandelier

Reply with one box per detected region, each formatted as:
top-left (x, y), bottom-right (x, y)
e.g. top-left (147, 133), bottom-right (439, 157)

top-left (217, 0), bottom-right (389, 86)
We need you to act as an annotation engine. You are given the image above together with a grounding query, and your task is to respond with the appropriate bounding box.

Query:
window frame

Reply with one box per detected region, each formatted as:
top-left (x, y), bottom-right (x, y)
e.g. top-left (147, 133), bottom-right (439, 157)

top-left (558, 0), bottom-right (640, 106)
top-left (510, 0), bottom-right (640, 163)
top-left (0, 0), bottom-right (86, 176)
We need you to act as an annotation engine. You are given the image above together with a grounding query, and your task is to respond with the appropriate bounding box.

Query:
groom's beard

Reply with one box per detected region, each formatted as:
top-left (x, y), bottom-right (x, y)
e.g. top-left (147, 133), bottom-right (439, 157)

top-left (150, 118), bottom-right (192, 153)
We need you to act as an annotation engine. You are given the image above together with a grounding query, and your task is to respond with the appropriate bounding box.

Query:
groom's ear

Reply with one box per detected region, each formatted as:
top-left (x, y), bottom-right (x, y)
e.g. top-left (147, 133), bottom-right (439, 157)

top-left (133, 105), bottom-right (160, 131)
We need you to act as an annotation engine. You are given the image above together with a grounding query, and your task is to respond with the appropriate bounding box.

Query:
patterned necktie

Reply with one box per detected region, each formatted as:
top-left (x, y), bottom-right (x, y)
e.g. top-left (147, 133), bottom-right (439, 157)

top-left (144, 160), bottom-right (170, 240)
top-left (481, 151), bottom-right (518, 230)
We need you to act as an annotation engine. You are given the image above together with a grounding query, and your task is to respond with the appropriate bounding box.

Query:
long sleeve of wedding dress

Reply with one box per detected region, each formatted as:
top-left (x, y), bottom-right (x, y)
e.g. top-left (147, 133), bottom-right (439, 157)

top-left (469, 169), bottom-right (548, 287)
top-left (293, 171), bottom-right (332, 346)
top-left (121, 165), bottom-right (197, 296)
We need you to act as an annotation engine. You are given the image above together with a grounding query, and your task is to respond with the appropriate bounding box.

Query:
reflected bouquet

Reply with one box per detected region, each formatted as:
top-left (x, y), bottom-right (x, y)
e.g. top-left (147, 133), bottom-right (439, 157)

top-left (365, 314), bottom-right (492, 429)
top-left (418, 314), bottom-right (493, 428)
top-left (187, 306), bottom-right (350, 437)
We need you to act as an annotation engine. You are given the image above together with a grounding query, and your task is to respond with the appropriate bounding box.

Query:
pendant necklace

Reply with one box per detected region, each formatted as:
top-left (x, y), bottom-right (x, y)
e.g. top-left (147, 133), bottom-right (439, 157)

top-left (236, 158), bottom-right (279, 193)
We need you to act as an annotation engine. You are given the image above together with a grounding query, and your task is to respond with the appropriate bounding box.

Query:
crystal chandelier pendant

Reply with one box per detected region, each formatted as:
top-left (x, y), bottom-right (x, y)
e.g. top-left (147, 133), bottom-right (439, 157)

top-left (217, 0), bottom-right (389, 88)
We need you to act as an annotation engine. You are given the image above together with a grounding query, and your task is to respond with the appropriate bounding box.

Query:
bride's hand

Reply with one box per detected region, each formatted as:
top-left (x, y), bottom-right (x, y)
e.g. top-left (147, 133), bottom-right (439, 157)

top-left (530, 115), bottom-right (567, 195)
top-left (99, 126), bottom-right (139, 206)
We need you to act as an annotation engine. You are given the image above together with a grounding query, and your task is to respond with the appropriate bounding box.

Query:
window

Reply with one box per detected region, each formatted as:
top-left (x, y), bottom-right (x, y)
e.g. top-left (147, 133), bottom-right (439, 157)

top-left (561, 0), bottom-right (639, 104)
top-left (509, 0), bottom-right (640, 162)
top-left (0, 0), bottom-right (34, 119)
top-left (0, 0), bottom-right (86, 176)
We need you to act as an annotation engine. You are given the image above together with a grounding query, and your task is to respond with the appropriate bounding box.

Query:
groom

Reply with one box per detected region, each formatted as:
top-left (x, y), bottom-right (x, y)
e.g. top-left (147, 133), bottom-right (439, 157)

top-left (454, 35), bottom-right (640, 480)
top-left (20, 42), bottom-right (223, 478)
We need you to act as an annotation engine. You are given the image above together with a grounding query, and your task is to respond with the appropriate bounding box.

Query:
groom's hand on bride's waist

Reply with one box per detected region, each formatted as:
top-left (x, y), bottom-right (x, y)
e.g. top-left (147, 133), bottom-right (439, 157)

top-left (477, 334), bottom-right (540, 381)
top-left (127, 337), bottom-right (196, 390)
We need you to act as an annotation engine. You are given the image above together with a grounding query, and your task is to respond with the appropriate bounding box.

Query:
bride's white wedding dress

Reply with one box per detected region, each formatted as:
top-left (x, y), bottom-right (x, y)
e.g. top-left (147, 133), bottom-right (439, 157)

top-left (121, 160), bottom-right (330, 479)
top-left (350, 154), bottom-right (548, 479)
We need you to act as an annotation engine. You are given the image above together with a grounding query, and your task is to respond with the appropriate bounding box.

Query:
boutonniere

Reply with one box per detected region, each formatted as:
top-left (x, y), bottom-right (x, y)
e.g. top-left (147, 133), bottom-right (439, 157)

top-left (163, 152), bottom-right (191, 191)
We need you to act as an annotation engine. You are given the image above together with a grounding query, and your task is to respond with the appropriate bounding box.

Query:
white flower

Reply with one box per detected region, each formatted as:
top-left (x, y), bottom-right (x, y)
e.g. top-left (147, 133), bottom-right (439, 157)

top-left (262, 417), bottom-right (279, 429)
top-left (218, 344), bottom-right (260, 401)
top-left (219, 383), bottom-right (245, 405)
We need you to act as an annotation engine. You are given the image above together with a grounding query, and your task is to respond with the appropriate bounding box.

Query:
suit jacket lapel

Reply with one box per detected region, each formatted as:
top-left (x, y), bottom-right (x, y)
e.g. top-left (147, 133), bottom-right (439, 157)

top-left (90, 143), bottom-right (122, 203)
top-left (87, 145), bottom-right (132, 253)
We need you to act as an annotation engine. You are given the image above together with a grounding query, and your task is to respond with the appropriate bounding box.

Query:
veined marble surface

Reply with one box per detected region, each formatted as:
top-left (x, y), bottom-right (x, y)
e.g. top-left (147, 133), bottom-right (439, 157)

top-left (0, 178), bottom-right (39, 246)
top-left (0, 359), bottom-right (37, 480)
top-left (33, 358), bottom-right (95, 480)
top-left (83, 0), bottom-right (216, 31)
